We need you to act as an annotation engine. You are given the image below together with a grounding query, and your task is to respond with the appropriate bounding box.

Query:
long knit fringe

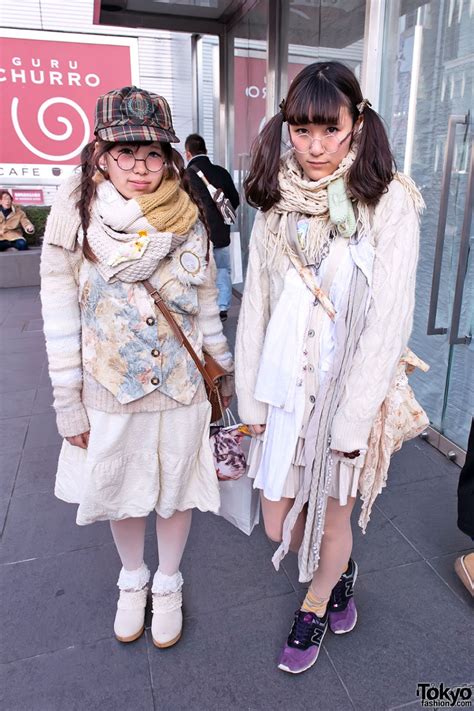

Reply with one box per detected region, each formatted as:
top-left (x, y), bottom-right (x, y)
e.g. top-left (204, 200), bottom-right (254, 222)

top-left (394, 172), bottom-right (426, 215)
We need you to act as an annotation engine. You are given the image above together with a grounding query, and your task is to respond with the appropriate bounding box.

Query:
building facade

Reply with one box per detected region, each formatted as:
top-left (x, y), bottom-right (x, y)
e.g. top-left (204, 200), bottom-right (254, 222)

top-left (1, 0), bottom-right (472, 459)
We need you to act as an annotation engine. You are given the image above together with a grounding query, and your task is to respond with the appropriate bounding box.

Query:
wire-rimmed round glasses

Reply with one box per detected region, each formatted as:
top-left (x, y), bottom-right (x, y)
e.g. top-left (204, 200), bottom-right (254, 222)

top-left (108, 151), bottom-right (164, 172)
top-left (290, 129), bottom-right (353, 155)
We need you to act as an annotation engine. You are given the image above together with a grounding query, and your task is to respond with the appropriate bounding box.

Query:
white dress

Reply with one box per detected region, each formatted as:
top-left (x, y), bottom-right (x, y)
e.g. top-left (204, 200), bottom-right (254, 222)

top-left (55, 399), bottom-right (220, 525)
top-left (247, 232), bottom-right (366, 505)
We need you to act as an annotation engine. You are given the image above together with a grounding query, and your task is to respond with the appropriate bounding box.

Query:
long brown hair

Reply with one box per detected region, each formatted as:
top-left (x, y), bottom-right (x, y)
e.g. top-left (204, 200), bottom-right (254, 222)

top-left (244, 61), bottom-right (395, 211)
top-left (76, 140), bottom-right (210, 261)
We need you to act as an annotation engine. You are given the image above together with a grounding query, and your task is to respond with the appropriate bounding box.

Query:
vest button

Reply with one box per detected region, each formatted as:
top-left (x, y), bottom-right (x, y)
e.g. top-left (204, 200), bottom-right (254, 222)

top-left (151, 376), bottom-right (160, 385)
top-left (146, 317), bottom-right (155, 326)
top-left (151, 348), bottom-right (160, 357)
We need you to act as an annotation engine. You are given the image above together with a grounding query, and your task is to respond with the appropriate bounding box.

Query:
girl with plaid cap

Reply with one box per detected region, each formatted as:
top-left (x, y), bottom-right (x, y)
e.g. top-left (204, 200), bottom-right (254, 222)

top-left (41, 86), bottom-right (234, 648)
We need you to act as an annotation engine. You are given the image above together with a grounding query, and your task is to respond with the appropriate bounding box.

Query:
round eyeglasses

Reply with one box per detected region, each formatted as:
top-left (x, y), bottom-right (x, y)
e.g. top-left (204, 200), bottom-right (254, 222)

top-left (290, 129), bottom-right (353, 155)
top-left (108, 151), bottom-right (164, 173)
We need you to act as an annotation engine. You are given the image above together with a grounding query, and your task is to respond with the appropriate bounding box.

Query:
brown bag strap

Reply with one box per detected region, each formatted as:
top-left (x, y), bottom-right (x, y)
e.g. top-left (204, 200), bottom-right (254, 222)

top-left (142, 279), bottom-right (217, 391)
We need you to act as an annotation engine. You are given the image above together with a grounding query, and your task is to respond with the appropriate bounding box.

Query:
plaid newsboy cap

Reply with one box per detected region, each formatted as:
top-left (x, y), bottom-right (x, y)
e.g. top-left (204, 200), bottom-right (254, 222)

top-left (94, 86), bottom-right (179, 144)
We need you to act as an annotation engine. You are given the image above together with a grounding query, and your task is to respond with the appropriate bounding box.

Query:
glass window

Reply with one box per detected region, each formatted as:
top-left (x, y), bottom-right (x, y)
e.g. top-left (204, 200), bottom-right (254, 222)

top-left (230, 0), bottom-right (269, 290)
top-left (380, 0), bottom-right (473, 448)
top-left (287, 1), bottom-right (366, 88)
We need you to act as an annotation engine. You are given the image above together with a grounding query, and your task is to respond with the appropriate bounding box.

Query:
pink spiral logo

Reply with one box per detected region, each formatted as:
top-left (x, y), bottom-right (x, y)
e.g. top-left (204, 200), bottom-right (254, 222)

top-left (11, 96), bottom-right (90, 161)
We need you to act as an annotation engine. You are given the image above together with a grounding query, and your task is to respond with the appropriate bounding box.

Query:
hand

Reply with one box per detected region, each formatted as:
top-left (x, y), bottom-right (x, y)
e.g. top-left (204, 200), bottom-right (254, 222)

top-left (26, 225), bottom-right (35, 234)
top-left (332, 449), bottom-right (361, 460)
top-left (66, 431), bottom-right (90, 449)
top-left (248, 424), bottom-right (266, 436)
top-left (342, 449), bottom-right (360, 459)
top-left (221, 395), bottom-right (232, 409)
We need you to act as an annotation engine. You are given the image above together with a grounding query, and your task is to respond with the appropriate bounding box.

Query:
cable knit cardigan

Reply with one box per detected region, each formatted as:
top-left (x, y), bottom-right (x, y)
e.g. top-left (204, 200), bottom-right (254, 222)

top-left (41, 175), bottom-right (234, 438)
top-left (235, 177), bottom-right (421, 455)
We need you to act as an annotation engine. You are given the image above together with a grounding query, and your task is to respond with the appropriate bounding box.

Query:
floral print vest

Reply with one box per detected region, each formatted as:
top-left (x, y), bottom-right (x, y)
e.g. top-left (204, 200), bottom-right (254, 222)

top-left (79, 222), bottom-right (208, 405)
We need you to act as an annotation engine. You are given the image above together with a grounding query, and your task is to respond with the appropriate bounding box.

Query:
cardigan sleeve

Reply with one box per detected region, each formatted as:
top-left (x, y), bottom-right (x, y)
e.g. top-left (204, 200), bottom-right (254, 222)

top-left (43, 174), bottom-right (82, 250)
top-left (330, 179), bottom-right (421, 453)
top-left (235, 211), bottom-right (271, 425)
top-left (40, 240), bottom-right (89, 439)
top-left (196, 241), bottom-right (234, 376)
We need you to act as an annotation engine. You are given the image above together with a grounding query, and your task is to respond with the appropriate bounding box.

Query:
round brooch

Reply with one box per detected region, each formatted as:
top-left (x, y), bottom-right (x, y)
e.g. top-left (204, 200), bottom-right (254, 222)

top-left (179, 250), bottom-right (201, 275)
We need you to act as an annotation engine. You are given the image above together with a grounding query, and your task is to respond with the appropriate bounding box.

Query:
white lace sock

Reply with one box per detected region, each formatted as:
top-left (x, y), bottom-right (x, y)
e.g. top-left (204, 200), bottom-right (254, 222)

top-left (155, 509), bottom-right (192, 576)
top-left (117, 562), bottom-right (150, 591)
top-left (110, 517), bottom-right (147, 572)
top-left (152, 569), bottom-right (184, 595)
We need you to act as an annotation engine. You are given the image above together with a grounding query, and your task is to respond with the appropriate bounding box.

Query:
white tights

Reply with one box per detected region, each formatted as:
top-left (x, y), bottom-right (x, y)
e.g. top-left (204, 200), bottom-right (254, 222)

top-left (110, 509), bottom-right (192, 582)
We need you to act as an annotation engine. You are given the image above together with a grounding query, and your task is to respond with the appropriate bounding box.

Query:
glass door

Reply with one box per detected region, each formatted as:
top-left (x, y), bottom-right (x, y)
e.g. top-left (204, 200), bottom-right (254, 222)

top-left (380, 0), bottom-right (473, 457)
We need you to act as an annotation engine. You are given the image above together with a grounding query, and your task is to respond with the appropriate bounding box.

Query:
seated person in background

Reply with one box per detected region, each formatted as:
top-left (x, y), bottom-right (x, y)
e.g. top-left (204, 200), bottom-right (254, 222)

top-left (0, 190), bottom-right (35, 251)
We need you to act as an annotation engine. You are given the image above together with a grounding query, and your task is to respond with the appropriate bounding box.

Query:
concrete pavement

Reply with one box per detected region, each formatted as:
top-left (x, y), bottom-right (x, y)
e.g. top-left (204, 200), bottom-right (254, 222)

top-left (0, 286), bottom-right (472, 711)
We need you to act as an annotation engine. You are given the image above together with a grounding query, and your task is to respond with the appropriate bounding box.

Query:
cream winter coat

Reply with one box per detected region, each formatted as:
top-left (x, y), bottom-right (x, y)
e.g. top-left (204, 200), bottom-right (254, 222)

top-left (236, 177), bottom-right (421, 458)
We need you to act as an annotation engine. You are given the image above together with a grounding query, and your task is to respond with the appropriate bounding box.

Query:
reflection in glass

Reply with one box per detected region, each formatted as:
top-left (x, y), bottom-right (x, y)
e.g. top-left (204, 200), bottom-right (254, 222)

top-left (380, 0), bottom-right (473, 448)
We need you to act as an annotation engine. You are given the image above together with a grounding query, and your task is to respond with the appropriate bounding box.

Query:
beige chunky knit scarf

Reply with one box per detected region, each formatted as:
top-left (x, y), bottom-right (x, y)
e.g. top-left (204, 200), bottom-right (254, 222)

top-left (263, 149), bottom-right (360, 270)
top-left (263, 149), bottom-right (425, 273)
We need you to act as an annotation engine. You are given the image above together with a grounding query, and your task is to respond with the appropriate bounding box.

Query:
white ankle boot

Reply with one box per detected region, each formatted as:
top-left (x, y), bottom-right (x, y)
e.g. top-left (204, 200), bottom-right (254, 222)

top-left (114, 563), bottom-right (150, 643)
top-left (151, 569), bottom-right (183, 648)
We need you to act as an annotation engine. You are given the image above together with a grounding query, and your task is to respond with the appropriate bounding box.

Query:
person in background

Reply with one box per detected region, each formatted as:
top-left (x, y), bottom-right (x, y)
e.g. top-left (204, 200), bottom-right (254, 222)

top-left (184, 134), bottom-right (240, 322)
top-left (0, 190), bottom-right (35, 251)
top-left (455, 419), bottom-right (474, 596)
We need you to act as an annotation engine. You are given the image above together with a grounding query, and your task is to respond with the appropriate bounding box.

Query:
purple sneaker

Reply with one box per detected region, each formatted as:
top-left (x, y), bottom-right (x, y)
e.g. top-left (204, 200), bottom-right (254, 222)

top-left (277, 609), bottom-right (328, 674)
top-left (328, 558), bottom-right (358, 634)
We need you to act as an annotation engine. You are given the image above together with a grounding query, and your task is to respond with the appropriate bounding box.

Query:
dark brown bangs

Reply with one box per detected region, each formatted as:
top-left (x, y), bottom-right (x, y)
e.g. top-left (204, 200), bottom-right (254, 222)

top-left (285, 71), bottom-right (351, 126)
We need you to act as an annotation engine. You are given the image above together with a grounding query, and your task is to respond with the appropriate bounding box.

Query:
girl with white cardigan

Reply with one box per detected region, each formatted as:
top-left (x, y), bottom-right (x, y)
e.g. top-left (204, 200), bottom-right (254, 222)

top-left (41, 87), bottom-right (233, 649)
top-left (235, 62), bottom-right (424, 675)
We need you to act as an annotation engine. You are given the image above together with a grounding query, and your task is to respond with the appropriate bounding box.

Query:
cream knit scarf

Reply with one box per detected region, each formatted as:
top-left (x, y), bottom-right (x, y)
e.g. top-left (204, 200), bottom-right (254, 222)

top-left (263, 148), bottom-right (369, 270)
top-left (85, 177), bottom-right (199, 283)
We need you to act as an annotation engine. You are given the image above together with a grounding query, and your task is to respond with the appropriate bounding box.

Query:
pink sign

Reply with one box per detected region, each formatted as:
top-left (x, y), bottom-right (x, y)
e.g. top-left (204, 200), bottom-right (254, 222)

top-left (233, 57), bottom-right (306, 161)
top-left (0, 31), bottom-right (137, 180)
top-left (12, 189), bottom-right (44, 205)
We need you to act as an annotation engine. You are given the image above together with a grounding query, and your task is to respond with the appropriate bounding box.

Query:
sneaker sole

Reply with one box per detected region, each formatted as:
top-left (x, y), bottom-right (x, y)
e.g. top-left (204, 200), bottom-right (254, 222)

top-left (277, 625), bottom-right (328, 674)
top-left (329, 561), bottom-right (359, 635)
top-left (152, 631), bottom-right (182, 649)
top-left (115, 625), bottom-right (145, 643)
top-left (454, 556), bottom-right (474, 597)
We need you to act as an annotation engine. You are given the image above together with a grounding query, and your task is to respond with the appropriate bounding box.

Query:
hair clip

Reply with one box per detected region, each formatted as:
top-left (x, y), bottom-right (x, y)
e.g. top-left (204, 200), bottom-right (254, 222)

top-left (279, 98), bottom-right (286, 111)
top-left (357, 98), bottom-right (372, 114)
